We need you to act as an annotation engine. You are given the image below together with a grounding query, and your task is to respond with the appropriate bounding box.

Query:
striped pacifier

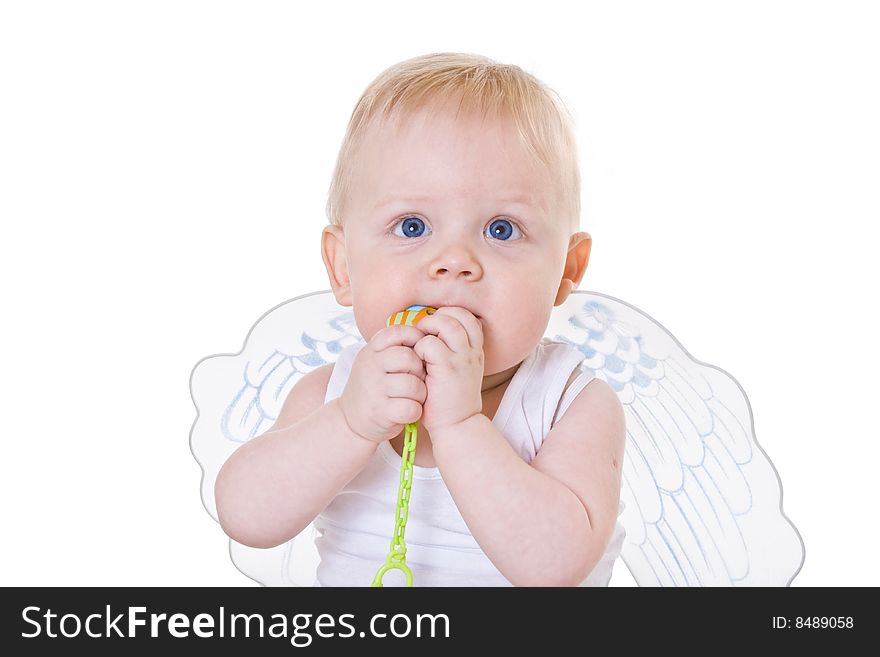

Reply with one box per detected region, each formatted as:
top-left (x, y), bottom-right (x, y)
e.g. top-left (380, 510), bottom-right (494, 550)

top-left (371, 304), bottom-right (437, 587)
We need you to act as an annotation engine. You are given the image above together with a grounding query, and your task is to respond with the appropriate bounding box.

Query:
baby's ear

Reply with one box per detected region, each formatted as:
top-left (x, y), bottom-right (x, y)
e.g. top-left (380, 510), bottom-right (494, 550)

top-left (554, 232), bottom-right (592, 306)
top-left (321, 225), bottom-right (353, 307)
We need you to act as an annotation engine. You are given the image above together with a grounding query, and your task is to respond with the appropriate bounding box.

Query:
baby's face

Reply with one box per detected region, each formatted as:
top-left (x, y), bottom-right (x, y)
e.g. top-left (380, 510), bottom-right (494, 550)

top-left (324, 103), bottom-right (580, 377)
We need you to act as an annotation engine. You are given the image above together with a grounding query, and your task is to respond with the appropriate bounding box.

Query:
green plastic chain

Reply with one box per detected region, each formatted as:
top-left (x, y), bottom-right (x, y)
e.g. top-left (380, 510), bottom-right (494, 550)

top-left (371, 420), bottom-right (418, 587)
top-left (371, 304), bottom-right (436, 587)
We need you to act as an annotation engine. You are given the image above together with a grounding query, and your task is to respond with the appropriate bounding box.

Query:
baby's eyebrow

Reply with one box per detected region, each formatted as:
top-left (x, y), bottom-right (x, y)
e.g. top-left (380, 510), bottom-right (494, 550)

top-left (372, 193), bottom-right (539, 211)
top-left (372, 194), bottom-right (431, 211)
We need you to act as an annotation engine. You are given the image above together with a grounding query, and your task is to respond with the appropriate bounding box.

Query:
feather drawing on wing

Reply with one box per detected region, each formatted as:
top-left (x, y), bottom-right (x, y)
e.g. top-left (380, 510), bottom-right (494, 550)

top-left (546, 293), bottom-right (804, 586)
top-left (190, 290), bottom-right (804, 586)
top-left (190, 291), bottom-right (364, 586)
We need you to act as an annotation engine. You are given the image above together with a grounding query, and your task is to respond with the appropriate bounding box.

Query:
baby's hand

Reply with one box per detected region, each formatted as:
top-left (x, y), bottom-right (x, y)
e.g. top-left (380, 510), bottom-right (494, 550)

top-left (412, 307), bottom-right (484, 435)
top-left (339, 325), bottom-right (428, 444)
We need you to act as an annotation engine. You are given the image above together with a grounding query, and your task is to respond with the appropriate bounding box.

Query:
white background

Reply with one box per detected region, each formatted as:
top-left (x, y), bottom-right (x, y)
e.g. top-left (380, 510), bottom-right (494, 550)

top-left (1, 1), bottom-right (877, 587)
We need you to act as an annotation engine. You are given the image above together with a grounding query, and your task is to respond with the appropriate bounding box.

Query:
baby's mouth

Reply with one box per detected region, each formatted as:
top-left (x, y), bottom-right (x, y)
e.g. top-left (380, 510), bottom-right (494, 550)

top-left (429, 305), bottom-right (480, 319)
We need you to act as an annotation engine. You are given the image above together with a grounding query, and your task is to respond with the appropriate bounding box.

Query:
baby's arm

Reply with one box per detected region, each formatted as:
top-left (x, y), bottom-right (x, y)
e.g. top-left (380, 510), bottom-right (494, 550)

top-left (431, 377), bottom-right (625, 587)
top-left (215, 323), bottom-right (427, 549)
top-left (214, 365), bottom-right (377, 549)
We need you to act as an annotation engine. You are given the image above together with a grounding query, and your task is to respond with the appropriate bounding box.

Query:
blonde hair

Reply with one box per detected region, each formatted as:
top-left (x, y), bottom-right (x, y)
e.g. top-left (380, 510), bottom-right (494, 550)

top-left (326, 52), bottom-right (581, 234)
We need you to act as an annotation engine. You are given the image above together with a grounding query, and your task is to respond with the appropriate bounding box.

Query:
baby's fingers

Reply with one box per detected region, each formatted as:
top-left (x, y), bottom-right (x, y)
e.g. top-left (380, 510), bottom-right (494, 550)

top-left (384, 372), bottom-right (427, 404)
top-left (369, 324), bottom-right (425, 352)
top-left (380, 345), bottom-right (426, 378)
top-left (386, 398), bottom-right (423, 426)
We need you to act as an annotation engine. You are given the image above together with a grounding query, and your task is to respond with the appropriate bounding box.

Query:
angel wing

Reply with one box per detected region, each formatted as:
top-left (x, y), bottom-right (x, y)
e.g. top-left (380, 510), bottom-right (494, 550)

top-left (547, 291), bottom-right (805, 586)
top-left (189, 291), bottom-right (364, 586)
top-left (190, 289), bottom-right (804, 586)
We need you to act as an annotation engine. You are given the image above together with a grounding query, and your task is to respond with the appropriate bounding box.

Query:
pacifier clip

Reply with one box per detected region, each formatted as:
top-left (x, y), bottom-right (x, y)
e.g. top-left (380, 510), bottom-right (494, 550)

top-left (371, 304), bottom-right (436, 587)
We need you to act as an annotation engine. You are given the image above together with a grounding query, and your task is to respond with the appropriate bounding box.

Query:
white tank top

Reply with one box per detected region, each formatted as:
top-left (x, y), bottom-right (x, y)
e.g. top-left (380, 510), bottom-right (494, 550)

top-left (315, 337), bottom-right (626, 586)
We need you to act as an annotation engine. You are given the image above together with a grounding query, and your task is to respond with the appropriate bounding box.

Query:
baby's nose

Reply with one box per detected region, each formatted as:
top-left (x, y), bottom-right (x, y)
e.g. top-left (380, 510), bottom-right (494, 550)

top-left (430, 248), bottom-right (482, 280)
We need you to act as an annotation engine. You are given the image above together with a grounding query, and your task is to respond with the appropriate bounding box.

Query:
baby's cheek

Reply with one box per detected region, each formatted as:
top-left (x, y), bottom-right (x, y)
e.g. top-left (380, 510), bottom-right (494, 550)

top-left (360, 313), bottom-right (391, 342)
top-left (484, 303), bottom-right (549, 373)
top-left (350, 298), bottom-right (383, 342)
top-left (353, 262), bottom-right (411, 307)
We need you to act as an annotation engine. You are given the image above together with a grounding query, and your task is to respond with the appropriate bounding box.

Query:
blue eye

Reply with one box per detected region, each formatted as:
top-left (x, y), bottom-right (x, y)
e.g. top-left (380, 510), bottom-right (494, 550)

top-left (486, 218), bottom-right (521, 241)
top-left (392, 215), bottom-right (429, 238)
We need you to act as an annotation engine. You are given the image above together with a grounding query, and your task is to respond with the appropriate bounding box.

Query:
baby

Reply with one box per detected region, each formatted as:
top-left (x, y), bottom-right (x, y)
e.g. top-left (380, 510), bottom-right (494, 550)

top-left (215, 52), bottom-right (626, 587)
